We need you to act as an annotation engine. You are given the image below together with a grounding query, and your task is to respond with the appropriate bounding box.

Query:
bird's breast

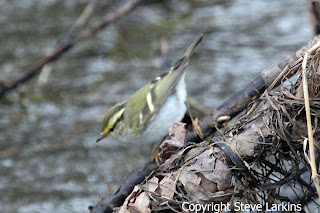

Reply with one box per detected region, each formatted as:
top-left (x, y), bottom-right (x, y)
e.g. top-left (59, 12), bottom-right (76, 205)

top-left (139, 76), bottom-right (187, 143)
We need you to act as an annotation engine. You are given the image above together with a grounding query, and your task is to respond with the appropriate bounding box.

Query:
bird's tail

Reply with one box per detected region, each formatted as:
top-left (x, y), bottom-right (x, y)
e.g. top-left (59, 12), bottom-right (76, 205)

top-left (169, 33), bottom-right (204, 76)
top-left (183, 33), bottom-right (204, 60)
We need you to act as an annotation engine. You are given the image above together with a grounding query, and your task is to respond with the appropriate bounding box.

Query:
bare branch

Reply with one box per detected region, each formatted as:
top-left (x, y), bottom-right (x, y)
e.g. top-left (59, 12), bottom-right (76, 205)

top-left (0, 0), bottom-right (142, 97)
top-left (90, 34), bottom-right (320, 213)
top-left (186, 34), bottom-right (320, 142)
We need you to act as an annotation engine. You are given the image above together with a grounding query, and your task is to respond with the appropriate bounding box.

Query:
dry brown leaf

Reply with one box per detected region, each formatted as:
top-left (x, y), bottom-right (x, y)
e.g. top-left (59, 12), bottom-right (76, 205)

top-left (158, 174), bottom-right (176, 199)
top-left (118, 186), bottom-right (151, 213)
top-left (179, 171), bottom-right (227, 203)
top-left (145, 176), bottom-right (159, 192)
top-left (198, 172), bottom-right (217, 193)
top-left (185, 147), bottom-right (232, 190)
top-left (229, 119), bottom-right (270, 158)
top-left (159, 122), bottom-right (186, 160)
top-left (159, 140), bottom-right (184, 160)
top-left (179, 171), bottom-right (203, 201)
top-left (169, 122), bottom-right (187, 142)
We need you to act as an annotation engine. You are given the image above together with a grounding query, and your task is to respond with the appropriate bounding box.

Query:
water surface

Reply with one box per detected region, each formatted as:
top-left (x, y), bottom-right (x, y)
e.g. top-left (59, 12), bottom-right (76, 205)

top-left (0, 0), bottom-right (312, 212)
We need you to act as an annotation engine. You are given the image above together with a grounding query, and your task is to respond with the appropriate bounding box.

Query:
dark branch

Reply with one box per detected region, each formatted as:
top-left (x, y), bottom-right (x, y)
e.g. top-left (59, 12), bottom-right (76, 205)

top-left (0, 0), bottom-right (142, 97)
top-left (88, 34), bottom-right (320, 213)
top-left (88, 161), bottom-right (157, 213)
top-left (185, 34), bottom-right (320, 142)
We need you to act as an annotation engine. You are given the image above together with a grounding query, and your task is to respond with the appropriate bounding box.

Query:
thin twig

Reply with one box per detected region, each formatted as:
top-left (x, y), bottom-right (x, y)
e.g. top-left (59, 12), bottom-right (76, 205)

top-left (246, 39), bottom-right (320, 118)
top-left (186, 35), bottom-right (320, 142)
top-left (302, 52), bottom-right (320, 203)
top-left (68, 0), bottom-right (99, 38)
top-left (0, 0), bottom-right (142, 97)
top-left (76, 0), bottom-right (142, 42)
top-left (72, 0), bottom-right (98, 30)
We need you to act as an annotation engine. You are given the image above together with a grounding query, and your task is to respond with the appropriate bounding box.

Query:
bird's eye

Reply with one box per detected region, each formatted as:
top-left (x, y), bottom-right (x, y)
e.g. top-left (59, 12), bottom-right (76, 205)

top-left (109, 127), bottom-right (114, 132)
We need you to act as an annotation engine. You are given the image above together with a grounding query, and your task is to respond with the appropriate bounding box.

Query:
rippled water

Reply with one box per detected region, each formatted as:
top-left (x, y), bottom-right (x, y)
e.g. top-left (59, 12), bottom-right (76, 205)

top-left (0, 0), bottom-right (312, 212)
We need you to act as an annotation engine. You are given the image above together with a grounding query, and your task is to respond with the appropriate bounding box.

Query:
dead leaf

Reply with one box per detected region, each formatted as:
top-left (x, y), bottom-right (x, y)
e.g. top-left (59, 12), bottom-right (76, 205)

top-left (159, 140), bottom-right (184, 160)
top-left (185, 147), bottom-right (232, 190)
top-left (118, 186), bottom-right (151, 213)
top-left (145, 177), bottom-right (159, 192)
top-left (159, 174), bottom-right (176, 199)
top-left (169, 122), bottom-right (187, 142)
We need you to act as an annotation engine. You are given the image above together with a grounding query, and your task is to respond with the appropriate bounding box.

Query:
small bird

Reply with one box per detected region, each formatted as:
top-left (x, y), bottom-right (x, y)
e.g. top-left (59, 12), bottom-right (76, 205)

top-left (96, 34), bottom-right (203, 143)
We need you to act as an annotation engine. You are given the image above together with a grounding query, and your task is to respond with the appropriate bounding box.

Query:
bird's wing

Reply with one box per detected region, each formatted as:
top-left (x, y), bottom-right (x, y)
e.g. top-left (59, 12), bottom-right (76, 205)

top-left (125, 59), bottom-right (188, 132)
top-left (124, 34), bottom-right (203, 132)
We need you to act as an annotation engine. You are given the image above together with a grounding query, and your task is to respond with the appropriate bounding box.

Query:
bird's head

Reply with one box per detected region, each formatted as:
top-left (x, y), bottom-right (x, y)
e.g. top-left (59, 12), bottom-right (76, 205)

top-left (96, 101), bottom-right (126, 142)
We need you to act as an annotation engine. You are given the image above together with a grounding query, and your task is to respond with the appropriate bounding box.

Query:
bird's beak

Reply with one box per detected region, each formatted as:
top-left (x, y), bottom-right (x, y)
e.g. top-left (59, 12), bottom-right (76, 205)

top-left (96, 133), bottom-right (106, 143)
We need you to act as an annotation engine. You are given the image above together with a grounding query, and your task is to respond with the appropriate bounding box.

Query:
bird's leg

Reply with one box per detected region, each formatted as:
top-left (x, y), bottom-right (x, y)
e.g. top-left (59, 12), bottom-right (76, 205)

top-left (185, 101), bottom-right (204, 139)
top-left (150, 135), bottom-right (167, 166)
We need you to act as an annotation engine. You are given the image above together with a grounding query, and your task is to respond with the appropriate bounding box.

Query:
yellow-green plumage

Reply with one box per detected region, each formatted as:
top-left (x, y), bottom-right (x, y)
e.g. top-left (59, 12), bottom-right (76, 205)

top-left (97, 34), bottom-right (203, 143)
top-left (125, 58), bottom-right (186, 132)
